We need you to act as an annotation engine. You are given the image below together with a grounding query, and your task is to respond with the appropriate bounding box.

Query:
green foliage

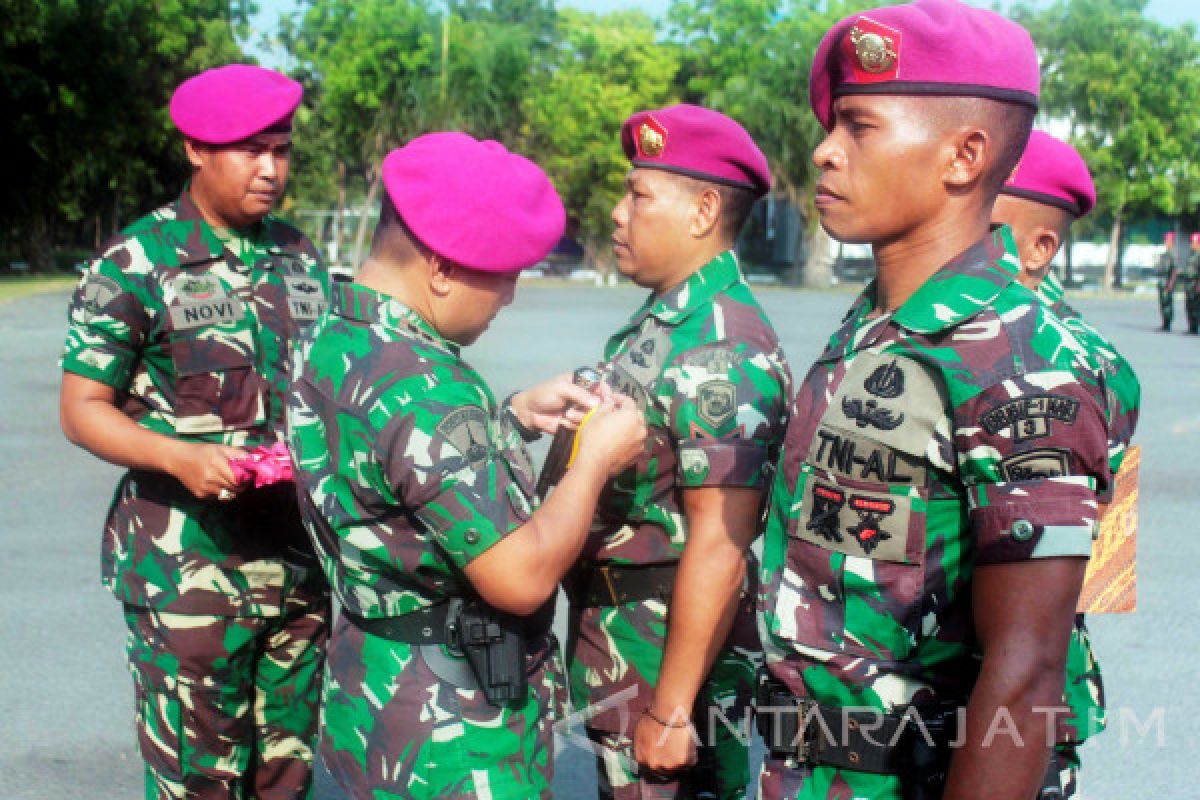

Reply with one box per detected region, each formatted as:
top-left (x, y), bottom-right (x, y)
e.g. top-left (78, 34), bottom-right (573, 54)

top-left (521, 9), bottom-right (678, 260)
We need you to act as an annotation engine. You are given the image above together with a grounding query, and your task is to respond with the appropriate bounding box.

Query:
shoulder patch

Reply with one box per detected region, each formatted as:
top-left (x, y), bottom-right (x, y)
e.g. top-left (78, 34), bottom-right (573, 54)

top-left (998, 448), bottom-right (1070, 481)
top-left (697, 379), bottom-right (737, 429)
top-left (78, 274), bottom-right (122, 322)
top-left (678, 344), bottom-right (741, 374)
top-left (980, 394), bottom-right (1079, 442)
top-left (436, 406), bottom-right (491, 471)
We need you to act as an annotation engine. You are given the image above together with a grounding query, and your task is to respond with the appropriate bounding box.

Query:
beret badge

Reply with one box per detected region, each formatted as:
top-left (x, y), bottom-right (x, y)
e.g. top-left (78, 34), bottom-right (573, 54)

top-left (850, 25), bottom-right (897, 74)
top-left (638, 118), bottom-right (667, 158)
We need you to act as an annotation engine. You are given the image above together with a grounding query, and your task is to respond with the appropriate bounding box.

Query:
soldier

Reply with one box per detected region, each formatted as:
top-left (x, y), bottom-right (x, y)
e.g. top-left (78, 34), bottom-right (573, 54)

top-left (59, 65), bottom-right (331, 799)
top-left (562, 104), bottom-right (792, 800)
top-left (1156, 232), bottom-right (1178, 331)
top-left (756, 2), bottom-right (1113, 799)
top-left (286, 132), bottom-right (647, 800)
top-left (993, 129), bottom-right (1141, 796)
top-left (1185, 233), bottom-right (1200, 335)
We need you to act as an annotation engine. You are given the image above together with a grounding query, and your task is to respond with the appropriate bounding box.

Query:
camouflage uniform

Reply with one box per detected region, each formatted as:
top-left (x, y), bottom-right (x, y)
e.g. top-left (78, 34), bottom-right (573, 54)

top-left (1035, 270), bottom-right (1141, 794)
top-left (286, 282), bottom-right (564, 800)
top-left (568, 251), bottom-right (791, 799)
top-left (61, 191), bottom-right (332, 799)
top-left (756, 228), bottom-right (1112, 799)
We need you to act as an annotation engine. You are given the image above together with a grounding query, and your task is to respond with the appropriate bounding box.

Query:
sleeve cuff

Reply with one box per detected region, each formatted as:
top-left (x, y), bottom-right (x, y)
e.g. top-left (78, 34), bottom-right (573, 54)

top-left (677, 438), bottom-right (769, 488)
top-left (61, 351), bottom-right (132, 390)
top-left (969, 477), bottom-right (1098, 565)
top-left (414, 481), bottom-right (525, 569)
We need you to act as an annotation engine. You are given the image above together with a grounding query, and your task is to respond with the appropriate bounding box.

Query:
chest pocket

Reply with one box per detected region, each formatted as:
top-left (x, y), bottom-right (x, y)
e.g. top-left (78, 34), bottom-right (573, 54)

top-left (778, 352), bottom-right (944, 661)
top-left (165, 273), bottom-right (266, 434)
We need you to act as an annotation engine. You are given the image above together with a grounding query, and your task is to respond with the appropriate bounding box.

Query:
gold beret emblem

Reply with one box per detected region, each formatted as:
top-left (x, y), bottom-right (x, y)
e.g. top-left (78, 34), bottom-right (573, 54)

top-left (850, 25), bottom-right (897, 74)
top-left (639, 122), bottom-right (665, 157)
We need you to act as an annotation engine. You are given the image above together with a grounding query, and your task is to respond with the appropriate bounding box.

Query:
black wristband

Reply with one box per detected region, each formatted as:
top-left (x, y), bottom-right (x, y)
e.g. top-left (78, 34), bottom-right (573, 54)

top-left (503, 393), bottom-right (541, 443)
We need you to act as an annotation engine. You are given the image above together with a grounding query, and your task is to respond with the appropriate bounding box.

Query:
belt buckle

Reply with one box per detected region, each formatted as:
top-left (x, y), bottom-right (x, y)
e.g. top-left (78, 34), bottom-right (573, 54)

top-left (795, 699), bottom-right (819, 764)
top-left (598, 565), bottom-right (621, 605)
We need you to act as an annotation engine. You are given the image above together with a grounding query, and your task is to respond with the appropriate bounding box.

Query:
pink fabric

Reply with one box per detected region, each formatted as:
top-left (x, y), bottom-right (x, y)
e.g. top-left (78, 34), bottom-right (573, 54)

top-left (810, 0), bottom-right (1040, 131)
top-left (1002, 131), bottom-right (1096, 217)
top-left (170, 64), bottom-right (302, 144)
top-left (381, 132), bottom-right (566, 273)
top-left (620, 104), bottom-right (771, 196)
top-left (229, 442), bottom-right (294, 489)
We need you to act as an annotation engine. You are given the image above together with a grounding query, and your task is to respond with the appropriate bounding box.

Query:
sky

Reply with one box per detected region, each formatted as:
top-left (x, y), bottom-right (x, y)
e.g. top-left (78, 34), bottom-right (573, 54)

top-left (249, 0), bottom-right (1200, 64)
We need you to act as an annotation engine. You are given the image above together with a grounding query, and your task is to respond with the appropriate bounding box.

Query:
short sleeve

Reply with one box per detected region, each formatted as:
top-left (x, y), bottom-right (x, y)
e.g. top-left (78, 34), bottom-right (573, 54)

top-left (376, 400), bottom-right (532, 569)
top-left (61, 256), bottom-right (149, 390)
top-left (954, 371), bottom-right (1111, 566)
top-left (662, 342), bottom-right (789, 490)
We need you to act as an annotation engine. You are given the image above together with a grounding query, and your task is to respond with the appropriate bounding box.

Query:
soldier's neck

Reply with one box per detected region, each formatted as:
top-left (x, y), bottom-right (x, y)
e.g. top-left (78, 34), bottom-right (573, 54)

top-left (187, 183), bottom-right (258, 233)
top-left (871, 208), bottom-right (990, 313)
top-left (653, 239), bottom-right (730, 296)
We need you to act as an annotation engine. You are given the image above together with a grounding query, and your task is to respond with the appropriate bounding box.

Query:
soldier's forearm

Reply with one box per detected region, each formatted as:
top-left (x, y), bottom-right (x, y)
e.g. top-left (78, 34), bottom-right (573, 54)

top-left (60, 375), bottom-right (181, 476)
top-left (464, 455), bottom-right (609, 616)
top-left (651, 535), bottom-right (746, 717)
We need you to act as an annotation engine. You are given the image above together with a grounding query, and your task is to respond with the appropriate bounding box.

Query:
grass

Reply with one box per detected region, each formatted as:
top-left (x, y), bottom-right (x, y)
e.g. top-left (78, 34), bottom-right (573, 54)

top-left (0, 274), bottom-right (79, 303)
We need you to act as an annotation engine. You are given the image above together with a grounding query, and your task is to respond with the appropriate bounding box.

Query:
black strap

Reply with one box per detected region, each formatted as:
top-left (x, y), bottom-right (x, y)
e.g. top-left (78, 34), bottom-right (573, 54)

top-left (756, 673), bottom-right (960, 776)
top-left (342, 603), bottom-right (454, 645)
top-left (570, 563), bottom-right (679, 607)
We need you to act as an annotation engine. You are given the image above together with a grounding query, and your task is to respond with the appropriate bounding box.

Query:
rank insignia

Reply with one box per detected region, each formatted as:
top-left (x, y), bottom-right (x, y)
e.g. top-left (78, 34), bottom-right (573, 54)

top-left (845, 17), bottom-right (901, 82)
top-left (638, 117), bottom-right (667, 158)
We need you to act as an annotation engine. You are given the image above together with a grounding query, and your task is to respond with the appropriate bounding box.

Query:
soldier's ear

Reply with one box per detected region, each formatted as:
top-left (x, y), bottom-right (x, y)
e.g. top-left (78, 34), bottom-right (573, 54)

top-left (943, 127), bottom-right (989, 191)
top-left (689, 185), bottom-right (722, 239)
top-left (428, 253), bottom-right (454, 298)
top-left (183, 138), bottom-right (207, 172)
top-left (1027, 225), bottom-right (1061, 278)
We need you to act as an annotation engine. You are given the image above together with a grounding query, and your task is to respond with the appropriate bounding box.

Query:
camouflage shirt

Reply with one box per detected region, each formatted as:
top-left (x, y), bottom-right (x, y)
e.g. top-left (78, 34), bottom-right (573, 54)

top-left (287, 283), bottom-right (563, 798)
top-left (585, 250), bottom-right (792, 563)
top-left (287, 281), bottom-right (539, 617)
top-left (759, 228), bottom-right (1111, 746)
top-left (61, 190), bottom-right (330, 616)
top-left (1036, 272), bottom-right (1140, 473)
top-left (571, 251), bottom-right (791, 733)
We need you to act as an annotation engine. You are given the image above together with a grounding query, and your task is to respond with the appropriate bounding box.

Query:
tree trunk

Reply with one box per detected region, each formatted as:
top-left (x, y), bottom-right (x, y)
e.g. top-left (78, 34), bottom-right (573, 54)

top-left (801, 223), bottom-right (836, 288)
top-left (20, 214), bottom-right (55, 273)
top-left (333, 160), bottom-right (347, 264)
top-left (1104, 212), bottom-right (1123, 290)
top-left (351, 169), bottom-right (383, 268)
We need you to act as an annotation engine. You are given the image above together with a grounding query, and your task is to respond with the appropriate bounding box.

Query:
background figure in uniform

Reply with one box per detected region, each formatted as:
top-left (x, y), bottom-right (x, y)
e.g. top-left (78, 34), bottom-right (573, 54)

top-left (59, 65), bottom-right (331, 799)
top-left (1156, 231), bottom-right (1178, 331)
top-left (286, 132), bottom-right (647, 800)
top-left (564, 104), bottom-right (792, 800)
top-left (1185, 232), bottom-right (1200, 334)
top-left (993, 128), bottom-right (1141, 797)
top-left (755, 2), bottom-right (1113, 798)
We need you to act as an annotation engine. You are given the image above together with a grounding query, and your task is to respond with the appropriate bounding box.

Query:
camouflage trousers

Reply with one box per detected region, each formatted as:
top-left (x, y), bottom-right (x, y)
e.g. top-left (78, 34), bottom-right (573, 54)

top-left (569, 597), bottom-right (759, 800)
top-left (123, 593), bottom-right (329, 800)
top-left (318, 614), bottom-right (565, 799)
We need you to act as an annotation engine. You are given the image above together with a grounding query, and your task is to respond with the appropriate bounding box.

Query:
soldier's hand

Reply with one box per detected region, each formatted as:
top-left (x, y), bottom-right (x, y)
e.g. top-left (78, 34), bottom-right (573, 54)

top-left (633, 709), bottom-right (698, 775)
top-left (164, 441), bottom-right (246, 501)
top-left (511, 372), bottom-right (604, 435)
top-left (574, 393), bottom-right (647, 476)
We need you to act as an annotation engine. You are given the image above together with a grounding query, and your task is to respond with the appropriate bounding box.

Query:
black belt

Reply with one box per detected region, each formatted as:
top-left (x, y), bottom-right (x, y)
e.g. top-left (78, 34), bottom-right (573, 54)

top-left (343, 603), bottom-right (455, 645)
top-left (570, 562), bottom-right (678, 607)
top-left (756, 671), bottom-right (960, 778)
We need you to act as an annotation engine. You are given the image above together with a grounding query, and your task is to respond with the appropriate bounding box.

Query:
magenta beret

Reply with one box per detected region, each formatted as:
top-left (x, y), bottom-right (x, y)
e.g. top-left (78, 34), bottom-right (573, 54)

top-left (810, 0), bottom-right (1039, 131)
top-left (1002, 131), bottom-right (1096, 218)
top-left (382, 132), bottom-right (566, 274)
top-left (170, 64), bottom-right (302, 145)
top-left (621, 104), bottom-right (771, 197)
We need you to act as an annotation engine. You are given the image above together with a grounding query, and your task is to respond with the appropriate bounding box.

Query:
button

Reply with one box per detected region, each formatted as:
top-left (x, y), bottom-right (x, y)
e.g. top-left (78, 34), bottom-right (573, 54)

top-left (1011, 519), bottom-right (1035, 542)
top-left (464, 530), bottom-right (480, 545)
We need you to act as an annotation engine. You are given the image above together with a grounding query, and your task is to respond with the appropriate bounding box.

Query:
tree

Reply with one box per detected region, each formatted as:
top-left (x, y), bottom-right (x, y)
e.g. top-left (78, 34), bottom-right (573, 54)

top-left (668, 0), bottom-right (875, 286)
top-left (284, 0), bottom-right (546, 265)
top-left (521, 9), bottom-right (679, 273)
top-left (0, 0), bottom-right (250, 270)
top-left (1014, 0), bottom-right (1200, 288)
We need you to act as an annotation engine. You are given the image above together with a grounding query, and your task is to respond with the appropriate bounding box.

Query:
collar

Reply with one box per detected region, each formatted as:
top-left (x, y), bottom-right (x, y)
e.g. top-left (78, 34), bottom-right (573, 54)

top-left (331, 282), bottom-right (459, 356)
top-left (1036, 270), bottom-right (1066, 307)
top-left (888, 225), bottom-right (1022, 335)
top-left (173, 189), bottom-right (288, 269)
top-left (617, 250), bottom-right (743, 337)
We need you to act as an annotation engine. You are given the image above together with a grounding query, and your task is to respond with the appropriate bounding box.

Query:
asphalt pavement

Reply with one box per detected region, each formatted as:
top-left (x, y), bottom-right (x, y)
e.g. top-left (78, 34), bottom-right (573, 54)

top-left (0, 283), bottom-right (1194, 798)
